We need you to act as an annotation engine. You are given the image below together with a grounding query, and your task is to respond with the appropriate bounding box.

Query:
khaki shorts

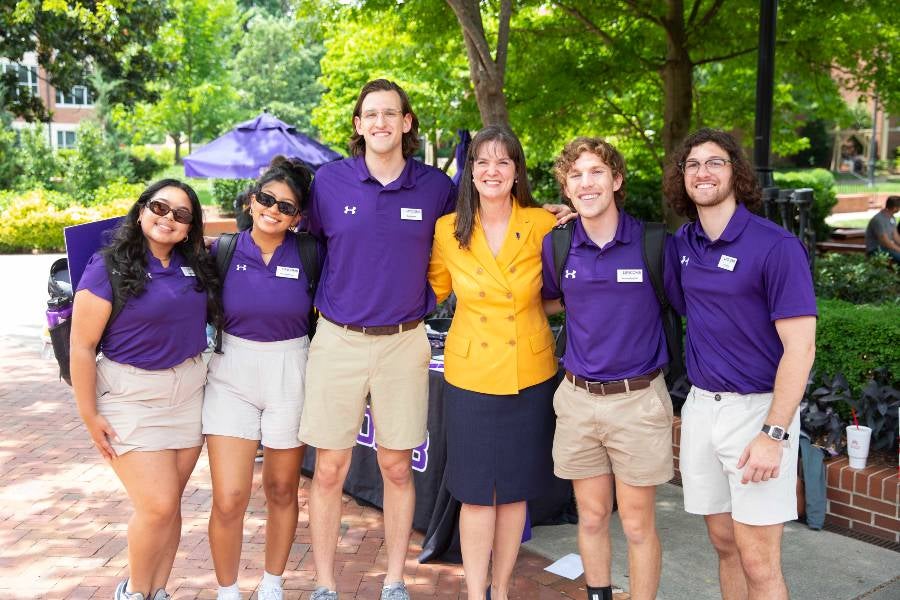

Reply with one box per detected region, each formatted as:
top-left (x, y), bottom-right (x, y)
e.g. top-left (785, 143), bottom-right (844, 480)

top-left (552, 372), bottom-right (674, 485)
top-left (298, 318), bottom-right (431, 450)
top-left (96, 354), bottom-right (206, 456)
top-left (202, 333), bottom-right (309, 449)
top-left (680, 386), bottom-right (800, 526)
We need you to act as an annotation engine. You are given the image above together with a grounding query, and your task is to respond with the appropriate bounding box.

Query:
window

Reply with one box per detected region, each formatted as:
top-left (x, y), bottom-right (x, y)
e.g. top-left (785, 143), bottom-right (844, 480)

top-left (56, 85), bottom-right (94, 106)
top-left (56, 130), bottom-right (77, 149)
top-left (1, 62), bottom-right (39, 98)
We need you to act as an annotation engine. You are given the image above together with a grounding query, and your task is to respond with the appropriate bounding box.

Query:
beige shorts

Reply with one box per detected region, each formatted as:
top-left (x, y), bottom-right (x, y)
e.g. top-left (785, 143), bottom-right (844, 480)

top-left (202, 333), bottom-right (309, 449)
top-left (680, 386), bottom-right (800, 526)
top-left (298, 318), bottom-right (431, 450)
top-left (552, 372), bottom-right (674, 486)
top-left (96, 354), bottom-right (206, 456)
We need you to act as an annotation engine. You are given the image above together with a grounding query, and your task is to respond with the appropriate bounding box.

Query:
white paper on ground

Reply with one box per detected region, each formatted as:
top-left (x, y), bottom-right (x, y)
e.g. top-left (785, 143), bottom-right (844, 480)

top-left (544, 553), bottom-right (585, 579)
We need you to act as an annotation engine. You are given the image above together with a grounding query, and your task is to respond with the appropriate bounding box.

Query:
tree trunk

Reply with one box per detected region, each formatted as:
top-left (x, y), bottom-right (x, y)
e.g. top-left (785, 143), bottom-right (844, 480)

top-left (186, 110), bottom-right (193, 156)
top-left (660, 0), bottom-right (692, 227)
top-left (172, 133), bottom-right (182, 164)
top-left (446, 0), bottom-right (511, 128)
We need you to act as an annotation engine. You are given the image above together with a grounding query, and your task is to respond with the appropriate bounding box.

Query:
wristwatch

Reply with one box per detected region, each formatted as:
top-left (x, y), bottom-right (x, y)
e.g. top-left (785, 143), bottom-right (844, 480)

top-left (761, 424), bottom-right (789, 441)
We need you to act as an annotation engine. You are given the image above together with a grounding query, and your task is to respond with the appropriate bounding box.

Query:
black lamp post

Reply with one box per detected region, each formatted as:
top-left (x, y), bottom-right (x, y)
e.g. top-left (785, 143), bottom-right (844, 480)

top-left (754, 0), bottom-right (778, 189)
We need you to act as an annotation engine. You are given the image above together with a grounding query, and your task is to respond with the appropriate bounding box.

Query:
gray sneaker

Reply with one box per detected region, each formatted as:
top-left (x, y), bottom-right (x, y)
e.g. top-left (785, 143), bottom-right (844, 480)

top-left (114, 580), bottom-right (145, 600)
top-left (380, 582), bottom-right (410, 600)
top-left (151, 591), bottom-right (170, 600)
top-left (310, 587), bottom-right (338, 600)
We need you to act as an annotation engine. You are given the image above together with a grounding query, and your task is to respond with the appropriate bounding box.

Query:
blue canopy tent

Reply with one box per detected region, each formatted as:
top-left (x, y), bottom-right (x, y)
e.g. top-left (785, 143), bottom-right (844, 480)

top-left (183, 113), bottom-right (342, 178)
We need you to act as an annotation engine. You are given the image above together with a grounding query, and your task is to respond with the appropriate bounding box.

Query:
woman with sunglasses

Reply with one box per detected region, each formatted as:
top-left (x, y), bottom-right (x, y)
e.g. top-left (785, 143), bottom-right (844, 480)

top-left (70, 179), bottom-right (221, 600)
top-left (203, 156), bottom-right (315, 600)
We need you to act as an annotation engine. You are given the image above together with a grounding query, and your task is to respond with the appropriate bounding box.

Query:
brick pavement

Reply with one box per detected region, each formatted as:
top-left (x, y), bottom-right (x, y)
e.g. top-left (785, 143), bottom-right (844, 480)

top-left (0, 341), bottom-right (620, 600)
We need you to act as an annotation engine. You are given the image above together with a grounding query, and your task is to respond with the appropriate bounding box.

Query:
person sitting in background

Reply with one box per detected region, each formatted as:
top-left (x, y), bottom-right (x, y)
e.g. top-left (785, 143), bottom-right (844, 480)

top-left (864, 195), bottom-right (900, 263)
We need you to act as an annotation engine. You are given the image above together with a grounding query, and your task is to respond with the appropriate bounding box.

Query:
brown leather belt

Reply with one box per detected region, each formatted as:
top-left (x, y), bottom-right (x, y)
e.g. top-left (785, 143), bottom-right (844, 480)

top-left (322, 315), bottom-right (422, 336)
top-left (565, 369), bottom-right (661, 396)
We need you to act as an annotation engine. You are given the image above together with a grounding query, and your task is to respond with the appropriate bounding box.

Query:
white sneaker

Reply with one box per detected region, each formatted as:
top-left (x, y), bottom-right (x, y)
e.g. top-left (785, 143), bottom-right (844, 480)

top-left (310, 587), bottom-right (338, 600)
top-left (216, 586), bottom-right (241, 600)
top-left (114, 580), bottom-right (145, 600)
top-left (257, 581), bottom-right (283, 600)
top-left (151, 591), bottom-right (170, 600)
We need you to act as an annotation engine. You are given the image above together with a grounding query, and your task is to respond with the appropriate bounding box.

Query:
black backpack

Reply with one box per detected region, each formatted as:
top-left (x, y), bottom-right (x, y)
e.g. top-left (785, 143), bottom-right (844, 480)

top-left (49, 254), bottom-right (126, 386)
top-left (214, 231), bottom-right (320, 353)
top-left (550, 220), bottom-right (687, 396)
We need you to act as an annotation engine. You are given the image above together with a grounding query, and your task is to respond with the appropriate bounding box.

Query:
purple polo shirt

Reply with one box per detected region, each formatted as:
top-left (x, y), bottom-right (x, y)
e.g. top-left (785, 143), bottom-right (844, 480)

top-left (673, 204), bottom-right (817, 394)
top-left (212, 231), bottom-right (315, 341)
top-left (308, 156), bottom-right (456, 326)
top-left (77, 250), bottom-right (208, 370)
top-left (541, 212), bottom-right (673, 381)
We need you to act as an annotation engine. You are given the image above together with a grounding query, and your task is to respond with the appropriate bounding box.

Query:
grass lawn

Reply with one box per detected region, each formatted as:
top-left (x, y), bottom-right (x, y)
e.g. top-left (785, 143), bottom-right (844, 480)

top-left (827, 217), bottom-right (870, 229)
top-left (159, 165), bottom-right (215, 205)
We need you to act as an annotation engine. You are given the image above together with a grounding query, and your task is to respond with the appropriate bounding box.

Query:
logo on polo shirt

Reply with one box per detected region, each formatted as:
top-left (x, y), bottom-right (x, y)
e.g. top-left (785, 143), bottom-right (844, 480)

top-left (344, 205), bottom-right (357, 215)
top-left (236, 264), bottom-right (247, 271)
top-left (564, 269), bottom-right (577, 279)
top-left (680, 256), bottom-right (690, 266)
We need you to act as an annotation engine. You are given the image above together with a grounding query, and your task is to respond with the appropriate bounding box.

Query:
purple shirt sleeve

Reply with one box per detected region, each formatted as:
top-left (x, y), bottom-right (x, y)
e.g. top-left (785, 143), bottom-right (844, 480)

top-left (540, 232), bottom-right (562, 300)
top-left (764, 237), bottom-right (818, 321)
top-left (664, 235), bottom-right (686, 315)
top-left (75, 252), bottom-right (113, 303)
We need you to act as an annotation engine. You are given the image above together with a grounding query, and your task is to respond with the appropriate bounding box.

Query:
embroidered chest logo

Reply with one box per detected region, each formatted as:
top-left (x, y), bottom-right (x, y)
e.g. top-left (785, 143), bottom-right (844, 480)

top-left (344, 205), bottom-right (357, 215)
top-left (680, 256), bottom-right (690, 266)
top-left (235, 264), bottom-right (247, 271)
top-left (564, 269), bottom-right (577, 279)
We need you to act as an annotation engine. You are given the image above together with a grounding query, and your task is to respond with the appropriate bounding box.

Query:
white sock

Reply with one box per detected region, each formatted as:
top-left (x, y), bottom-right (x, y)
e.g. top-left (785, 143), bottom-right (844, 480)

top-left (261, 572), bottom-right (283, 588)
top-left (217, 583), bottom-right (240, 599)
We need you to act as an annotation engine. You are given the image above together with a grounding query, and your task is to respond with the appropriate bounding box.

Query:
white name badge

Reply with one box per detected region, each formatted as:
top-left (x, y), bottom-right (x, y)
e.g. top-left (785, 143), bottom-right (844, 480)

top-left (616, 269), bottom-right (643, 283)
top-left (181, 266), bottom-right (196, 277)
top-left (276, 266), bottom-right (300, 279)
top-left (717, 255), bottom-right (738, 271)
top-left (401, 207), bottom-right (423, 221)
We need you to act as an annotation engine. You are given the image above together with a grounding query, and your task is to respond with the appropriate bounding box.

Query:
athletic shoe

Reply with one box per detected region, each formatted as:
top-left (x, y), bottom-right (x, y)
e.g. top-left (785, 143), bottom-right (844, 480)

top-left (257, 581), bottom-right (283, 600)
top-left (380, 582), bottom-right (410, 600)
top-left (114, 580), bottom-right (145, 600)
top-left (310, 587), bottom-right (338, 600)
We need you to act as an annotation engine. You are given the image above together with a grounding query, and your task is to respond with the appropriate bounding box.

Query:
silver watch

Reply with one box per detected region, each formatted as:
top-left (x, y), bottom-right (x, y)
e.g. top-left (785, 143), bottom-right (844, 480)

top-left (761, 424), bottom-right (789, 441)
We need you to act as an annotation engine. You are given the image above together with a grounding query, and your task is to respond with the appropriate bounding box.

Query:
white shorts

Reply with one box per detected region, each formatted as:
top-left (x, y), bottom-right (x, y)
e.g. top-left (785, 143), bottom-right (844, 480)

top-left (202, 332), bottom-right (309, 449)
top-left (680, 386), bottom-right (800, 526)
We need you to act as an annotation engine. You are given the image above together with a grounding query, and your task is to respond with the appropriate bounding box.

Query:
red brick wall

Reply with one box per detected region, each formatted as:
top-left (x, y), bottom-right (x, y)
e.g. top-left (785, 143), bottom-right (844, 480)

top-left (671, 419), bottom-right (900, 543)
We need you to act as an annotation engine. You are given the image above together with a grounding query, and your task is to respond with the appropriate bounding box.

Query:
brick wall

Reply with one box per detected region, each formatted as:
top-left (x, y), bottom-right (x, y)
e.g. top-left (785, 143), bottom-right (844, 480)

top-left (671, 419), bottom-right (900, 543)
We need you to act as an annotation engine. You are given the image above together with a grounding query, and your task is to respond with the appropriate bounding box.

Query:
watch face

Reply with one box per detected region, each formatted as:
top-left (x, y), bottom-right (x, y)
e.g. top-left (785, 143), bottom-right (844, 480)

top-left (772, 426), bottom-right (785, 440)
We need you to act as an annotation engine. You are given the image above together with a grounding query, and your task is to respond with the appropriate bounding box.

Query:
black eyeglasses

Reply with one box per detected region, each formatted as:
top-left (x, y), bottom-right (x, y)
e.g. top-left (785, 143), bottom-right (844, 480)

top-left (146, 199), bottom-right (193, 224)
top-left (255, 191), bottom-right (300, 216)
top-left (679, 158), bottom-right (732, 175)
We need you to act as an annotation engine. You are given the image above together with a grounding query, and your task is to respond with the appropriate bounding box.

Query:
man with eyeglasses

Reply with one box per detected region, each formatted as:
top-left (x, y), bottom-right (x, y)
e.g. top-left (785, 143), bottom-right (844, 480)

top-left (297, 79), bottom-right (454, 600)
top-left (663, 128), bottom-right (817, 600)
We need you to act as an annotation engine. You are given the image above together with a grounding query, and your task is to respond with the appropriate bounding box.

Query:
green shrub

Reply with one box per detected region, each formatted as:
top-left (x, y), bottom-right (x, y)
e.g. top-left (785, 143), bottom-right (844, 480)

top-left (127, 146), bottom-right (173, 182)
top-left (815, 298), bottom-right (900, 393)
top-left (815, 253), bottom-right (900, 305)
top-left (61, 121), bottom-right (133, 203)
top-left (773, 169), bottom-right (837, 243)
top-left (16, 126), bottom-right (59, 189)
top-left (0, 189), bottom-right (132, 252)
top-left (212, 178), bottom-right (253, 216)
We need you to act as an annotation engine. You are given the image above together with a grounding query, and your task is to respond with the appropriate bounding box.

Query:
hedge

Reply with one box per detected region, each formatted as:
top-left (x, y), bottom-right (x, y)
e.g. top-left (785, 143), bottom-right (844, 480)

top-left (0, 188), bottom-right (137, 252)
top-left (816, 298), bottom-right (899, 393)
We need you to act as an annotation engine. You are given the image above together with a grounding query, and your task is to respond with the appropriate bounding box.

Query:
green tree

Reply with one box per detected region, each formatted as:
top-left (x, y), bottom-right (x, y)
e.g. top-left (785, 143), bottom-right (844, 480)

top-left (231, 12), bottom-right (325, 132)
top-left (0, 0), bottom-right (166, 120)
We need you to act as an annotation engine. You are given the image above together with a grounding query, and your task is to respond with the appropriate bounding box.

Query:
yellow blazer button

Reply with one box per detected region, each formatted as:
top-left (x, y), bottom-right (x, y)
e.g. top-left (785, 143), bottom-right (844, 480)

top-left (480, 316), bottom-right (487, 323)
top-left (506, 292), bottom-right (513, 299)
top-left (509, 340), bottom-right (516, 346)
top-left (479, 291), bottom-right (486, 298)
top-left (509, 266), bottom-right (516, 273)
top-left (481, 342), bottom-right (488, 348)
top-left (507, 315), bottom-right (514, 321)
top-left (477, 267), bottom-right (484, 274)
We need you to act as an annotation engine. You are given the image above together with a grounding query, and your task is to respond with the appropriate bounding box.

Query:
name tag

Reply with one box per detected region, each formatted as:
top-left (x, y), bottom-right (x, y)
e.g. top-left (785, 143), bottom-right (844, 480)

top-left (276, 266), bottom-right (300, 279)
top-left (401, 207), bottom-right (423, 221)
top-left (617, 269), bottom-right (643, 283)
top-left (717, 255), bottom-right (738, 271)
top-left (181, 266), bottom-right (196, 277)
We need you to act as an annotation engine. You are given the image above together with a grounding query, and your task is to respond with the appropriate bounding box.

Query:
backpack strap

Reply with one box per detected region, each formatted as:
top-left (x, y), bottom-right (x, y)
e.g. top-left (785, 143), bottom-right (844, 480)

top-left (551, 221), bottom-right (575, 307)
top-left (296, 231), bottom-right (320, 338)
top-left (213, 233), bottom-right (239, 353)
top-left (641, 222), bottom-right (669, 310)
top-left (102, 253), bottom-right (126, 325)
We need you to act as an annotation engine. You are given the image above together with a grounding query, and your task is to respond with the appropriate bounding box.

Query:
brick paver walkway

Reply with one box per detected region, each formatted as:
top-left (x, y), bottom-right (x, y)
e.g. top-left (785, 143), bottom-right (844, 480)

top-left (0, 342), bottom-right (610, 600)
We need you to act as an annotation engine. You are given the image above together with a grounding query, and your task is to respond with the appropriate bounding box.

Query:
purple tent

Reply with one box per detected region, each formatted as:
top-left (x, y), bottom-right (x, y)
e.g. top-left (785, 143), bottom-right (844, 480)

top-left (183, 113), bottom-right (342, 178)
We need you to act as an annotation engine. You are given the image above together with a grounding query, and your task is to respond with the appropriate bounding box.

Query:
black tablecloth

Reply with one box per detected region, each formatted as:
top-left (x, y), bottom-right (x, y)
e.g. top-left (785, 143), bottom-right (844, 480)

top-left (301, 368), bottom-right (575, 564)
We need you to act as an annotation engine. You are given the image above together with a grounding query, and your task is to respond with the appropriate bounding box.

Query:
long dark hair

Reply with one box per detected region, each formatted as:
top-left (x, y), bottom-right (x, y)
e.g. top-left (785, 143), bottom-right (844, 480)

top-left (663, 128), bottom-right (761, 220)
top-left (253, 155), bottom-right (312, 211)
top-left (453, 126), bottom-right (534, 249)
top-left (102, 178), bottom-right (222, 327)
top-left (348, 79), bottom-right (420, 159)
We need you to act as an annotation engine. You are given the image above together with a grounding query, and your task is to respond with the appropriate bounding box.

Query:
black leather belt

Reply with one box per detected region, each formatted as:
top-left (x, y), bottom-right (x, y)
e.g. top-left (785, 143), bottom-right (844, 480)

top-left (323, 315), bottom-right (422, 336)
top-left (565, 369), bottom-right (661, 396)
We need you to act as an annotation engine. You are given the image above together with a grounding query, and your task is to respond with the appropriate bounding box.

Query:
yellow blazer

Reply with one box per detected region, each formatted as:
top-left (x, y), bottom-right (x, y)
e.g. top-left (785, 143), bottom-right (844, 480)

top-left (428, 203), bottom-right (558, 395)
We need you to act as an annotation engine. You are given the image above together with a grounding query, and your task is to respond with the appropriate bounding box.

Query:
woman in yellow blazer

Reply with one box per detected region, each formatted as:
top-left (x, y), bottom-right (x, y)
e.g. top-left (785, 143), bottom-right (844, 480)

top-left (428, 126), bottom-right (558, 600)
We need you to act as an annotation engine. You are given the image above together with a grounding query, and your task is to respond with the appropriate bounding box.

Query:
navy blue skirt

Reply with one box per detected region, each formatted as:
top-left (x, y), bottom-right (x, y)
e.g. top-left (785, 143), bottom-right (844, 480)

top-left (444, 376), bottom-right (557, 506)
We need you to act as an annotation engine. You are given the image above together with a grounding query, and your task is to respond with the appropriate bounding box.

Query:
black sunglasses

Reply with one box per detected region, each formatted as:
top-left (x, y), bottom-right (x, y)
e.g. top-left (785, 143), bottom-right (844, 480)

top-left (146, 199), bottom-right (193, 225)
top-left (255, 191), bottom-right (300, 216)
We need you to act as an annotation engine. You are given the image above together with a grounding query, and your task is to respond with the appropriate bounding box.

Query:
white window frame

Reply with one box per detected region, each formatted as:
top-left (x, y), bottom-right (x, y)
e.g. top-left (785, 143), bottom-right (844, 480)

top-left (1, 61), bottom-right (39, 99)
top-left (56, 84), bottom-right (94, 107)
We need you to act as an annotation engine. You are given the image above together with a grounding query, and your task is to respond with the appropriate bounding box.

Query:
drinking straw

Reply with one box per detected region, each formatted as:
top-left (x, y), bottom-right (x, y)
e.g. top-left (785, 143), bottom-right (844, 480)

top-left (851, 408), bottom-right (859, 430)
